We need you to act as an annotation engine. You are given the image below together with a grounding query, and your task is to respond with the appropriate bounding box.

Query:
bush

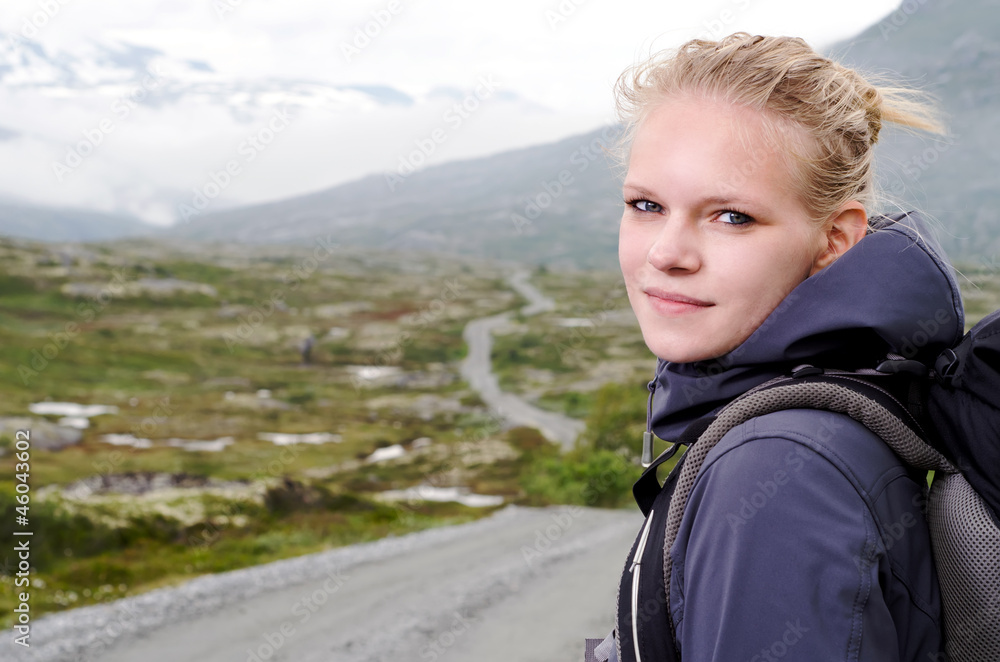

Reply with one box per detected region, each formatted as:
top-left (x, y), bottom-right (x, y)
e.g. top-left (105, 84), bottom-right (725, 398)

top-left (520, 446), bottom-right (635, 509)
top-left (578, 381), bottom-right (648, 454)
top-left (506, 426), bottom-right (553, 455)
top-left (0, 490), bottom-right (180, 571)
top-left (516, 380), bottom-right (663, 508)
top-left (263, 478), bottom-right (375, 515)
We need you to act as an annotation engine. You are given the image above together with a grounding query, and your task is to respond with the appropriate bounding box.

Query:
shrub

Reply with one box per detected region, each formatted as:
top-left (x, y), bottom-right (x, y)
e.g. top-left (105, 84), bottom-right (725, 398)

top-left (520, 447), bottom-right (635, 508)
top-left (578, 381), bottom-right (647, 454)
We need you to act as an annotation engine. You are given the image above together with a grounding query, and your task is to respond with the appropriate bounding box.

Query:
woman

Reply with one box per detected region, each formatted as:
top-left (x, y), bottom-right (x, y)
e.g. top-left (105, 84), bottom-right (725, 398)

top-left (606, 33), bottom-right (963, 661)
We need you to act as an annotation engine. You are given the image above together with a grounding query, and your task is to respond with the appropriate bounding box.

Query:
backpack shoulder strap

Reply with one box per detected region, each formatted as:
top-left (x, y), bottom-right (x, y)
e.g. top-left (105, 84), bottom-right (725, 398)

top-left (661, 373), bottom-right (957, 608)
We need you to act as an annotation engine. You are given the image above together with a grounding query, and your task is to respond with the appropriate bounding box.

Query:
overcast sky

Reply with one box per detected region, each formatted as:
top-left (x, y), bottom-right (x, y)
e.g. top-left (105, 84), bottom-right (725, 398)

top-left (0, 0), bottom-right (904, 225)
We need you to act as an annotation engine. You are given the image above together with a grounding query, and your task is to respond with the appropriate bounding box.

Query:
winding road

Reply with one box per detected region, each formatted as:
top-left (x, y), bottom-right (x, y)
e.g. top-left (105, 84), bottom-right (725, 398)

top-left (459, 270), bottom-right (586, 449)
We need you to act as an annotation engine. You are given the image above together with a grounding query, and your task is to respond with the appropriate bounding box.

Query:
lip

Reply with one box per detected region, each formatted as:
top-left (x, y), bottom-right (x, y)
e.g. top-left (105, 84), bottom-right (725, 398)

top-left (644, 287), bottom-right (714, 314)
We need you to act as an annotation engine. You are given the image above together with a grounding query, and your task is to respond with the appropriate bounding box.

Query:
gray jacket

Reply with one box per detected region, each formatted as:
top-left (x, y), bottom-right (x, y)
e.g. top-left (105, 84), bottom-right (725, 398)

top-left (642, 212), bottom-right (962, 661)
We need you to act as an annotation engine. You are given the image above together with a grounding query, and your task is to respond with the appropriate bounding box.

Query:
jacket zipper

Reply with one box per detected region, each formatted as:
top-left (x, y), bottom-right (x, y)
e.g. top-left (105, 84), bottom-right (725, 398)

top-left (630, 509), bottom-right (655, 662)
top-left (642, 380), bottom-right (656, 466)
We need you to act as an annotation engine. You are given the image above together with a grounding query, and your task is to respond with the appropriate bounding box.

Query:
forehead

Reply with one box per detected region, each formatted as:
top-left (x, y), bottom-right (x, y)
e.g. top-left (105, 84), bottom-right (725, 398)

top-left (625, 95), bottom-right (806, 204)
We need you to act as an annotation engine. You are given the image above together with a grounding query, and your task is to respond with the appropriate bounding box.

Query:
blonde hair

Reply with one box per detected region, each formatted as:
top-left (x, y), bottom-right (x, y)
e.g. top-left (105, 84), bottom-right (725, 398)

top-left (614, 33), bottom-right (946, 225)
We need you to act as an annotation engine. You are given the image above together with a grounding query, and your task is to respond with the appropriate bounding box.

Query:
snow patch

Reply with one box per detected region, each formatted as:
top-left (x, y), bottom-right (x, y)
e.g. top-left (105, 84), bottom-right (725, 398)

top-left (377, 485), bottom-right (505, 508)
top-left (366, 444), bottom-right (406, 463)
top-left (29, 402), bottom-right (119, 417)
top-left (257, 432), bottom-right (342, 446)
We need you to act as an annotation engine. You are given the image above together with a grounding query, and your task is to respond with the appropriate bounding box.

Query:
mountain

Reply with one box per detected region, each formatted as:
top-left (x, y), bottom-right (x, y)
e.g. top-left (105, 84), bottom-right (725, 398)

top-left (827, 0), bottom-right (1000, 260)
top-left (160, 0), bottom-right (1000, 267)
top-left (165, 125), bottom-right (626, 269)
top-left (0, 199), bottom-right (156, 242)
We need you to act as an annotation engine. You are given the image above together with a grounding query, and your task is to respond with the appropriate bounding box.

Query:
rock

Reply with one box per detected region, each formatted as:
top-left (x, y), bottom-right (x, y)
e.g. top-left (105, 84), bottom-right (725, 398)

top-left (61, 471), bottom-right (248, 498)
top-left (60, 278), bottom-right (218, 299)
top-left (0, 417), bottom-right (83, 451)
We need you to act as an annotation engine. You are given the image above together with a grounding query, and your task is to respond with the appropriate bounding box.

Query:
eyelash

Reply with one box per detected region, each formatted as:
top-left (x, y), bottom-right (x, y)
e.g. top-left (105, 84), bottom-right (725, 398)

top-left (624, 198), bottom-right (756, 226)
top-left (716, 207), bottom-right (756, 226)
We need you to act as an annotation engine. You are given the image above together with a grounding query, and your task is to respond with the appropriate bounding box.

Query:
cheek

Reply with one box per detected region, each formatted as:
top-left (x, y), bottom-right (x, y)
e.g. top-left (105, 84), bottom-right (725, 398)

top-left (618, 222), bottom-right (644, 276)
top-left (726, 243), bottom-right (812, 311)
top-left (618, 222), bottom-right (636, 274)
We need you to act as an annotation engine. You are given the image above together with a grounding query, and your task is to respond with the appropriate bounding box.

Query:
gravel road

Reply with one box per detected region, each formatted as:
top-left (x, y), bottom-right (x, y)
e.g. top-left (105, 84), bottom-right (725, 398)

top-left (5, 506), bottom-right (642, 662)
top-left (459, 270), bottom-right (586, 449)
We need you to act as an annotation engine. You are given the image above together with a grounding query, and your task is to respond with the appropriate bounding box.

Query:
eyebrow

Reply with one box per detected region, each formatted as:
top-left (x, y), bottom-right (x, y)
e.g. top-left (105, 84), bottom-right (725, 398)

top-left (621, 183), bottom-right (656, 198)
top-left (622, 185), bottom-right (759, 210)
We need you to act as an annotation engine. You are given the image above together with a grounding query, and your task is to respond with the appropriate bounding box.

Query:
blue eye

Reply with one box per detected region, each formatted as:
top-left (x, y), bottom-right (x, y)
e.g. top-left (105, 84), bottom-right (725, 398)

top-left (628, 199), bottom-right (662, 213)
top-left (718, 210), bottom-right (754, 225)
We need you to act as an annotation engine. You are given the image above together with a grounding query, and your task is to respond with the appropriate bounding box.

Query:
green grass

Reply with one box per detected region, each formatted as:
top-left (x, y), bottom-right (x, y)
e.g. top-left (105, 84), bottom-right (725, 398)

top-left (534, 390), bottom-right (595, 418)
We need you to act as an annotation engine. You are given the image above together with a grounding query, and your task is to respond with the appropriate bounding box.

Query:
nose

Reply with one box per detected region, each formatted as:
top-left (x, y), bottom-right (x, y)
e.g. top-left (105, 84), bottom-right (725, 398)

top-left (646, 216), bottom-right (701, 273)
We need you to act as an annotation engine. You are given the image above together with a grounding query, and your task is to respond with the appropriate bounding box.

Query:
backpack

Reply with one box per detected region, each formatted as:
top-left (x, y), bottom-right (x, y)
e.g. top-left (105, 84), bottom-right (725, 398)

top-left (603, 308), bottom-right (1000, 662)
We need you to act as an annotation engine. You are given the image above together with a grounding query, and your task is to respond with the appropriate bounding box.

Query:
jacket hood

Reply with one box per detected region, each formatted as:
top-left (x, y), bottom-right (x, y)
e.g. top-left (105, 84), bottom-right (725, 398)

top-left (647, 211), bottom-right (966, 441)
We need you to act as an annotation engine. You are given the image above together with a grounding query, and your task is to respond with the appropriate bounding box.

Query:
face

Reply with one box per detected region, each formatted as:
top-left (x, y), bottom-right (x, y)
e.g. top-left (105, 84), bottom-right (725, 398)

top-left (619, 95), bottom-right (831, 363)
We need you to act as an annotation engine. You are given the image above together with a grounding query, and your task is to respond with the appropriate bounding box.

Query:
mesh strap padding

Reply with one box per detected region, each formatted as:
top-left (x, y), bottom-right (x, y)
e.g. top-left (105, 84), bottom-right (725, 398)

top-left (928, 472), bottom-right (1000, 662)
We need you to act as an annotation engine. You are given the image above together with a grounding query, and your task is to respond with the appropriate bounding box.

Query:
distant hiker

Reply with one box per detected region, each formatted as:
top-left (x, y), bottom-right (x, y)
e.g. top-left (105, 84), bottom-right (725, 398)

top-left (299, 334), bottom-right (314, 364)
top-left (590, 33), bottom-right (963, 662)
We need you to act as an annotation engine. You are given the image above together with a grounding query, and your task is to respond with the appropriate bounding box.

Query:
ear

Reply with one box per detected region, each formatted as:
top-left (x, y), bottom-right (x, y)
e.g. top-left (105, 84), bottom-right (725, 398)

top-left (810, 201), bottom-right (868, 275)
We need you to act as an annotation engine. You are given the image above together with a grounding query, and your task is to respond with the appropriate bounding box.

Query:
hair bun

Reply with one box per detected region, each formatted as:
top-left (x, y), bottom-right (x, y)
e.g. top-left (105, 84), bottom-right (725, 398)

top-left (863, 87), bottom-right (883, 145)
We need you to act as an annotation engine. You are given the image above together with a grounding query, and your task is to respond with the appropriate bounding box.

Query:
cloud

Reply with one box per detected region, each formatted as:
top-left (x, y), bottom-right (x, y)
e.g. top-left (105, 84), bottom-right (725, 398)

top-left (0, 0), bottom-right (903, 225)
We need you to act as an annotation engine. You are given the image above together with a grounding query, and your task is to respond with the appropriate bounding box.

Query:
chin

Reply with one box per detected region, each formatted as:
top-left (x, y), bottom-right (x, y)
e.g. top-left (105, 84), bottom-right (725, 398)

top-left (644, 337), bottom-right (719, 364)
